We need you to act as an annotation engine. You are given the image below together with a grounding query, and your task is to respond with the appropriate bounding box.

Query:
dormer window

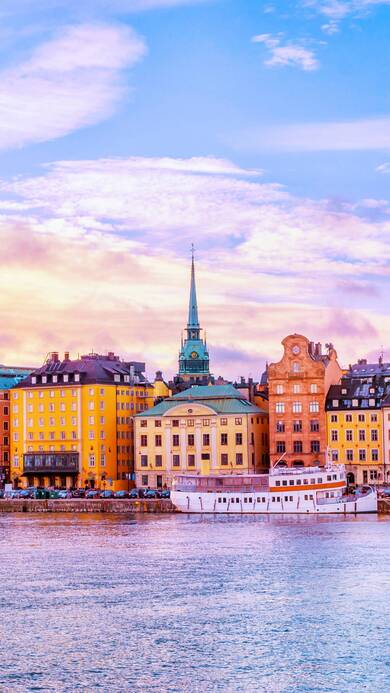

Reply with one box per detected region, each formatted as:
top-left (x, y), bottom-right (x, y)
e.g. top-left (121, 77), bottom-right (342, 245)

top-left (63, 374), bottom-right (69, 383)
top-left (53, 375), bottom-right (57, 383)
top-left (124, 375), bottom-right (130, 383)
top-left (341, 388), bottom-right (347, 395)
top-left (114, 374), bottom-right (120, 382)
top-left (74, 373), bottom-right (80, 382)
top-left (31, 376), bottom-right (37, 384)
top-left (42, 376), bottom-right (47, 384)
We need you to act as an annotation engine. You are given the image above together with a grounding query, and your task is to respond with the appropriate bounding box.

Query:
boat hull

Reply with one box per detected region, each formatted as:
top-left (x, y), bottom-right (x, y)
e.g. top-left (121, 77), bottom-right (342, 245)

top-left (171, 489), bottom-right (377, 514)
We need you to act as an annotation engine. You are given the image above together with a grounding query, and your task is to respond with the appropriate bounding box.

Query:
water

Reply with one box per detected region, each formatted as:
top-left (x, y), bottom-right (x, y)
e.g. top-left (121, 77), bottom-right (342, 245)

top-left (1, 514), bottom-right (390, 693)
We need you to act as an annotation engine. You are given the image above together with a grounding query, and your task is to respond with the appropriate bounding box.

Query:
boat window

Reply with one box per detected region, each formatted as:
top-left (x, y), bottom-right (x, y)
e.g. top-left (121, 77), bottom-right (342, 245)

top-left (223, 498), bottom-right (227, 503)
top-left (296, 480), bottom-right (302, 486)
top-left (257, 497), bottom-right (261, 503)
top-left (304, 494), bottom-right (308, 500)
top-left (284, 496), bottom-right (288, 501)
top-left (326, 492), bottom-right (329, 498)
top-left (218, 497), bottom-right (222, 503)
top-left (282, 480), bottom-right (287, 486)
top-left (277, 497), bottom-right (280, 502)
top-left (289, 480), bottom-right (295, 486)
top-left (236, 498), bottom-right (240, 503)
top-left (310, 478), bottom-right (315, 484)
top-left (231, 498), bottom-right (235, 503)
top-left (317, 478), bottom-right (322, 483)
top-left (310, 495), bottom-right (313, 500)
top-left (327, 475), bottom-right (331, 481)
top-left (275, 480), bottom-right (280, 486)
top-left (289, 496), bottom-right (293, 502)
top-left (244, 497), bottom-right (247, 503)
top-left (262, 497), bottom-right (266, 503)
top-left (333, 475), bottom-right (337, 480)
top-left (303, 479), bottom-right (308, 485)
top-left (248, 498), bottom-right (252, 503)
top-left (272, 497), bottom-right (275, 502)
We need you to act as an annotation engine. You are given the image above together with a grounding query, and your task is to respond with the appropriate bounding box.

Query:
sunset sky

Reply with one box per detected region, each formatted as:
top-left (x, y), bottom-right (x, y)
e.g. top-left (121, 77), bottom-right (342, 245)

top-left (1, 0), bottom-right (389, 379)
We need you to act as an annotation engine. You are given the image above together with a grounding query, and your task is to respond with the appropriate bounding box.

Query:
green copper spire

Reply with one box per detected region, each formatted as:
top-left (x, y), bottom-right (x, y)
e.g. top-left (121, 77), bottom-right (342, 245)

top-left (187, 244), bottom-right (199, 328)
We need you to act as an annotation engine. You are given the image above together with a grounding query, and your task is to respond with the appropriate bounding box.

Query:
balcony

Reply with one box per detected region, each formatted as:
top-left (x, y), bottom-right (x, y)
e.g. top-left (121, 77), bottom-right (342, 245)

top-left (23, 452), bottom-right (79, 475)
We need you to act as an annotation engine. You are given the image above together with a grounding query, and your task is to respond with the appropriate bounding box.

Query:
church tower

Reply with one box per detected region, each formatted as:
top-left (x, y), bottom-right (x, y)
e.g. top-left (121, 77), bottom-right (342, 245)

top-left (177, 247), bottom-right (210, 383)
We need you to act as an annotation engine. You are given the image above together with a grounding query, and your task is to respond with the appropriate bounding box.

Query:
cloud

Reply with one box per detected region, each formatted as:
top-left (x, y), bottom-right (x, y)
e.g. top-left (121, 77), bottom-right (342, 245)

top-left (0, 155), bottom-right (388, 377)
top-left (0, 23), bottom-right (146, 151)
top-left (303, 0), bottom-right (390, 31)
top-left (230, 117), bottom-right (390, 152)
top-left (377, 162), bottom-right (390, 174)
top-left (252, 33), bottom-right (319, 71)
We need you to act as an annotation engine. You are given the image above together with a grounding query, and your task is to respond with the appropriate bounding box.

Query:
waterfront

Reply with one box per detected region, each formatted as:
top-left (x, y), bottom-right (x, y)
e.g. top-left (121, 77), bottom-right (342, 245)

top-left (1, 515), bottom-right (390, 692)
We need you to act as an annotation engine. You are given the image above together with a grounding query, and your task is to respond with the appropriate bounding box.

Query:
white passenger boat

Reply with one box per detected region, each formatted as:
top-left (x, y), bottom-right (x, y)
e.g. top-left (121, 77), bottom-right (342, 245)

top-left (171, 464), bottom-right (377, 514)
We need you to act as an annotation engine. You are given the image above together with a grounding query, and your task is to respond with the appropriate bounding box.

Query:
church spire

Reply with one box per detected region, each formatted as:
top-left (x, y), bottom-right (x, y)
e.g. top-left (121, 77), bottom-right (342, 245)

top-left (187, 244), bottom-right (199, 328)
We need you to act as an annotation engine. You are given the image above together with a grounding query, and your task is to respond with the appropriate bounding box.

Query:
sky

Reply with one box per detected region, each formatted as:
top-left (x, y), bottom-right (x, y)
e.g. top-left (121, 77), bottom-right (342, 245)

top-left (0, 0), bottom-right (389, 380)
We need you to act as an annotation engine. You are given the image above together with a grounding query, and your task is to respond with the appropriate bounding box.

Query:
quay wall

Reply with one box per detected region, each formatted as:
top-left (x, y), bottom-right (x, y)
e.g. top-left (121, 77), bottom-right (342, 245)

top-left (0, 499), bottom-right (177, 513)
top-left (378, 499), bottom-right (390, 514)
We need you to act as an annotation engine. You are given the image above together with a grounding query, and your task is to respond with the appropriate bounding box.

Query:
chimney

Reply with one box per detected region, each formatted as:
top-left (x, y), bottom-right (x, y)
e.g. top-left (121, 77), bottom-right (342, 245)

top-left (316, 342), bottom-right (322, 357)
top-left (309, 341), bottom-right (315, 356)
top-left (64, 351), bottom-right (70, 361)
top-left (51, 352), bottom-right (59, 363)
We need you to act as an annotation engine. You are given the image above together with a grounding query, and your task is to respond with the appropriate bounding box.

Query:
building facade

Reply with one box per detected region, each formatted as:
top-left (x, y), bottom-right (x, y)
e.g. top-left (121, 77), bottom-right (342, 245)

top-left (134, 384), bottom-right (269, 488)
top-left (0, 366), bottom-right (34, 486)
top-left (10, 352), bottom-right (153, 490)
top-left (268, 334), bottom-right (342, 468)
top-left (326, 358), bottom-right (390, 485)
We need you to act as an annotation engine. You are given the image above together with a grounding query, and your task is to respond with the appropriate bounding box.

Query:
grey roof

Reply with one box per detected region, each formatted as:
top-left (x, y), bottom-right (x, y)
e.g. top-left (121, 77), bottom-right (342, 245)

top-left (14, 353), bottom-right (150, 388)
top-left (326, 377), bottom-right (390, 411)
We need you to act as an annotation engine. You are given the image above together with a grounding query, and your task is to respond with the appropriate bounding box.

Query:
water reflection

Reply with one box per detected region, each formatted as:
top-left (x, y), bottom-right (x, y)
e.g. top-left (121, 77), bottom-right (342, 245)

top-left (1, 513), bottom-right (389, 692)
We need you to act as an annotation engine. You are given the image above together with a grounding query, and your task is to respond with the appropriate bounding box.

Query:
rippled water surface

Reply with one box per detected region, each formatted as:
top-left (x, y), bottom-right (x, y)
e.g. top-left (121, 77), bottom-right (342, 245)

top-left (1, 513), bottom-right (390, 692)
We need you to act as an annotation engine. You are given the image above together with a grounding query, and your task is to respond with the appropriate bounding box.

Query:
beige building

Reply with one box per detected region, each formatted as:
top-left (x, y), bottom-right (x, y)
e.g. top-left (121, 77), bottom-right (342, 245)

top-left (134, 384), bottom-right (269, 488)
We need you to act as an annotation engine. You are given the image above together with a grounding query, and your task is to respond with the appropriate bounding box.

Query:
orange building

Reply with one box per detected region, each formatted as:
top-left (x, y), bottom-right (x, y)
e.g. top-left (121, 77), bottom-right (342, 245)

top-left (268, 335), bottom-right (342, 468)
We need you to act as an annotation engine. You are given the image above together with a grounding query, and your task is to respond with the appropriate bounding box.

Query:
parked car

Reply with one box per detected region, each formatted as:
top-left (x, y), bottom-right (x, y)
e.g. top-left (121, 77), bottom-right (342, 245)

top-left (19, 489), bottom-right (34, 499)
top-left (86, 490), bottom-right (101, 499)
top-left (129, 489), bottom-right (139, 499)
top-left (161, 490), bottom-right (170, 499)
top-left (100, 490), bottom-right (115, 499)
top-left (58, 490), bottom-right (69, 499)
top-left (72, 489), bottom-right (86, 498)
top-left (144, 489), bottom-right (158, 499)
top-left (114, 490), bottom-right (130, 499)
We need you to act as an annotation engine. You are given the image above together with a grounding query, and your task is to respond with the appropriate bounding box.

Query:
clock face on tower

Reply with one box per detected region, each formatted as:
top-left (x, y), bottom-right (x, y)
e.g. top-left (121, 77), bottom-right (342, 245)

top-left (292, 345), bottom-right (300, 355)
top-left (190, 351), bottom-right (198, 359)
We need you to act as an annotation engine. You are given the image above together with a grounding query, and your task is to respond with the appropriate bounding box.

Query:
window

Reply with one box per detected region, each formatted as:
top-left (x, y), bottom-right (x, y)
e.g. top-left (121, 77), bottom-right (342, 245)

top-left (187, 419), bottom-right (194, 427)
top-left (220, 418), bottom-right (227, 426)
top-left (358, 414), bottom-right (365, 422)
top-left (236, 433), bottom-right (242, 445)
top-left (235, 417), bottom-right (242, 425)
top-left (201, 453), bottom-right (210, 460)
top-left (220, 433), bottom-right (228, 445)
top-left (188, 454), bottom-right (195, 467)
top-left (359, 430), bottom-right (365, 442)
top-left (172, 454), bottom-right (180, 467)
top-left (276, 402), bottom-right (285, 414)
top-left (346, 430), bottom-right (353, 441)
top-left (311, 441), bottom-right (320, 453)
top-left (203, 419), bottom-right (210, 426)
top-left (292, 402), bottom-right (302, 413)
top-left (89, 454), bottom-right (95, 467)
top-left (276, 384), bottom-right (284, 394)
top-left (88, 431), bottom-right (94, 440)
top-left (371, 430), bottom-right (378, 442)
top-left (331, 414), bottom-right (338, 423)
top-left (331, 450), bottom-right (339, 462)
top-left (309, 401), bottom-right (319, 413)
top-left (292, 361), bottom-right (300, 372)
top-left (331, 430), bottom-right (338, 442)
top-left (276, 441), bottom-right (285, 454)
top-left (203, 434), bottom-right (210, 446)
top-left (310, 383), bottom-right (318, 394)
top-left (221, 453), bottom-right (228, 466)
top-left (155, 434), bottom-right (162, 446)
top-left (142, 475), bottom-right (148, 486)
top-left (140, 435), bottom-right (148, 446)
top-left (293, 441), bottom-right (303, 453)
top-left (371, 414), bottom-right (378, 423)
top-left (310, 420), bottom-right (319, 432)
top-left (345, 414), bottom-right (352, 422)
top-left (140, 420), bottom-right (147, 428)
top-left (187, 434), bottom-right (194, 446)
top-left (346, 449), bottom-right (353, 462)
top-left (371, 449), bottom-right (379, 462)
top-left (172, 420), bottom-right (179, 427)
top-left (155, 454), bottom-right (162, 467)
top-left (236, 453), bottom-right (243, 465)
top-left (155, 420), bottom-right (161, 427)
top-left (359, 449), bottom-right (366, 462)
top-left (88, 416), bottom-right (94, 425)
top-left (140, 455), bottom-right (148, 467)
top-left (292, 384), bottom-right (300, 394)
top-left (293, 420), bottom-right (302, 433)
top-left (276, 421), bottom-right (285, 433)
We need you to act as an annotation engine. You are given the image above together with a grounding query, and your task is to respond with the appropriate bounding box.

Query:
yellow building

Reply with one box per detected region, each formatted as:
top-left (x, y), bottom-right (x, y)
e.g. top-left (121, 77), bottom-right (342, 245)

top-left (10, 351), bottom-right (154, 490)
top-left (152, 370), bottom-right (171, 402)
top-left (326, 361), bottom-right (390, 486)
top-left (134, 384), bottom-right (269, 489)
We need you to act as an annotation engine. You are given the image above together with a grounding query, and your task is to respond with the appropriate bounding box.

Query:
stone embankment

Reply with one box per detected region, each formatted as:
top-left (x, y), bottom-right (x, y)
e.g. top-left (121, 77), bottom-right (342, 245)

top-left (0, 499), bottom-right (177, 513)
top-left (378, 498), bottom-right (390, 514)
